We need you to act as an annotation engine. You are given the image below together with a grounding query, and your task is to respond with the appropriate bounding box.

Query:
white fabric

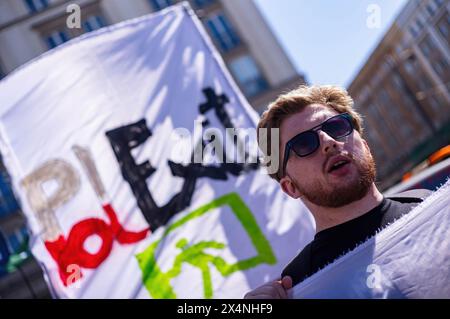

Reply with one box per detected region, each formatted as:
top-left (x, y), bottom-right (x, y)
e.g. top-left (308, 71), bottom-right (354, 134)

top-left (293, 180), bottom-right (450, 299)
top-left (0, 4), bottom-right (314, 298)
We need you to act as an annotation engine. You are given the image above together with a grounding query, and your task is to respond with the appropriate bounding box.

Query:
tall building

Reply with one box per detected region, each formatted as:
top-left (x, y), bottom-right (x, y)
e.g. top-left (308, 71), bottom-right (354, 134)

top-left (0, 0), bottom-right (305, 298)
top-left (0, 155), bottom-right (51, 298)
top-left (0, 0), bottom-right (305, 112)
top-left (348, 0), bottom-right (450, 190)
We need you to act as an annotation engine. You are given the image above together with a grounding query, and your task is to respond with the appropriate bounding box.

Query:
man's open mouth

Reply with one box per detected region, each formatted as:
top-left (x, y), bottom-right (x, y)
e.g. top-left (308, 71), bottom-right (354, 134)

top-left (327, 158), bottom-right (351, 173)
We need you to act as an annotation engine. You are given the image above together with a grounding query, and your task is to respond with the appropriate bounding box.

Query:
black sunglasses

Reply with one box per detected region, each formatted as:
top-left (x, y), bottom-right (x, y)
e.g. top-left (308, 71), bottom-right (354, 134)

top-left (280, 113), bottom-right (354, 178)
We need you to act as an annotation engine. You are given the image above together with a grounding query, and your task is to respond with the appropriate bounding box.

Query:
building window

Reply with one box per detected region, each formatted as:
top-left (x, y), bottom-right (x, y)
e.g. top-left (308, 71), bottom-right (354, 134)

top-left (409, 69), bottom-right (431, 92)
top-left (192, 0), bottom-right (216, 9)
top-left (402, 87), bottom-right (428, 125)
top-left (419, 37), bottom-right (435, 57)
top-left (83, 15), bottom-right (106, 33)
top-left (392, 73), bottom-right (404, 91)
top-left (149, 0), bottom-right (176, 11)
top-left (6, 226), bottom-right (29, 255)
top-left (416, 18), bottom-right (424, 32)
top-left (437, 12), bottom-right (450, 40)
top-left (438, 21), bottom-right (449, 38)
top-left (409, 25), bottom-right (418, 38)
top-left (24, 0), bottom-right (48, 13)
top-left (229, 55), bottom-right (269, 97)
top-left (205, 13), bottom-right (241, 52)
top-left (379, 89), bottom-right (413, 139)
top-left (35, 2), bottom-right (107, 51)
top-left (434, 0), bottom-right (444, 7)
top-left (0, 171), bottom-right (20, 219)
top-left (45, 30), bottom-right (70, 49)
top-left (433, 58), bottom-right (449, 76)
top-left (404, 55), bottom-right (417, 74)
top-left (426, 3), bottom-right (436, 17)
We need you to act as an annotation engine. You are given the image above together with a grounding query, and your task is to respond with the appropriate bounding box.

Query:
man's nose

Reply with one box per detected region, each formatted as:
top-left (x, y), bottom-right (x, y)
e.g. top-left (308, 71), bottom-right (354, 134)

top-left (318, 131), bottom-right (340, 155)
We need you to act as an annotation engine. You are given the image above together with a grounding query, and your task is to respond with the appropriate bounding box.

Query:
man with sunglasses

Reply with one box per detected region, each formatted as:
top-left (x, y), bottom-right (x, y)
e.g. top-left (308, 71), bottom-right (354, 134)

top-left (244, 85), bottom-right (428, 299)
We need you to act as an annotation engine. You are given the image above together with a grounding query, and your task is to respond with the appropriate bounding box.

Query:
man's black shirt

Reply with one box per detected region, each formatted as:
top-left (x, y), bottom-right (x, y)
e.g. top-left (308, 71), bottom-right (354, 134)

top-left (281, 197), bottom-right (421, 286)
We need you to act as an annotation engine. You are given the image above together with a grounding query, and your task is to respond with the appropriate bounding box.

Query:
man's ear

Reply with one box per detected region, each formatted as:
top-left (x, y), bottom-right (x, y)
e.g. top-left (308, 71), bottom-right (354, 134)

top-left (280, 175), bottom-right (302, 199)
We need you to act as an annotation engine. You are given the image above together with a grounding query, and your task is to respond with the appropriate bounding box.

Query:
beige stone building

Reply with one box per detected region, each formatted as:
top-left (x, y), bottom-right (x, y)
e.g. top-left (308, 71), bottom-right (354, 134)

top-left (0, 0), bottom-right (305, 112)
top-left (348, 0), bottom-right (450, 190)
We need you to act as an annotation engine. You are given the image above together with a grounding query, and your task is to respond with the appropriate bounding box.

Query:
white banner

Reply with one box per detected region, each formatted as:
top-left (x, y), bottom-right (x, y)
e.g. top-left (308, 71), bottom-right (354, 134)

top-left (0, 3), bottom-right (314, 298)
top-left (293, 180), bottom-right (450, 299)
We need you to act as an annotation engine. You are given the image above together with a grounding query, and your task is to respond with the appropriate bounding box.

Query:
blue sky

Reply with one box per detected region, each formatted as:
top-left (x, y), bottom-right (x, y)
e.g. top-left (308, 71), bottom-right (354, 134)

top-left (253, 0), bottom-right (409, 88)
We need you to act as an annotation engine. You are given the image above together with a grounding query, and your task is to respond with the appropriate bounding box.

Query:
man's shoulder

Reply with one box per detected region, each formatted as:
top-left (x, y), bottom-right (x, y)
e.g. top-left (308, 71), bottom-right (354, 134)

top-left (281, 242), bottom-right (313, 286)
top-left (385, 189), bottom-right (433, 203)
top-left (383, 188), bottom-right (432, 222)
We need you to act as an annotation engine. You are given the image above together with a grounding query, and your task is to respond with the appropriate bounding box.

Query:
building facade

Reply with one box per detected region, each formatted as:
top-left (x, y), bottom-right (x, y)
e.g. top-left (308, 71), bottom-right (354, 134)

top-left (0, 0), bottom-right (305, 298)
top-left (0, 155), bottom-right (52, 298)
top-left (0, 0), bottom-right (305, 112)
top-left (348, 0), bottom-right (450, 190)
